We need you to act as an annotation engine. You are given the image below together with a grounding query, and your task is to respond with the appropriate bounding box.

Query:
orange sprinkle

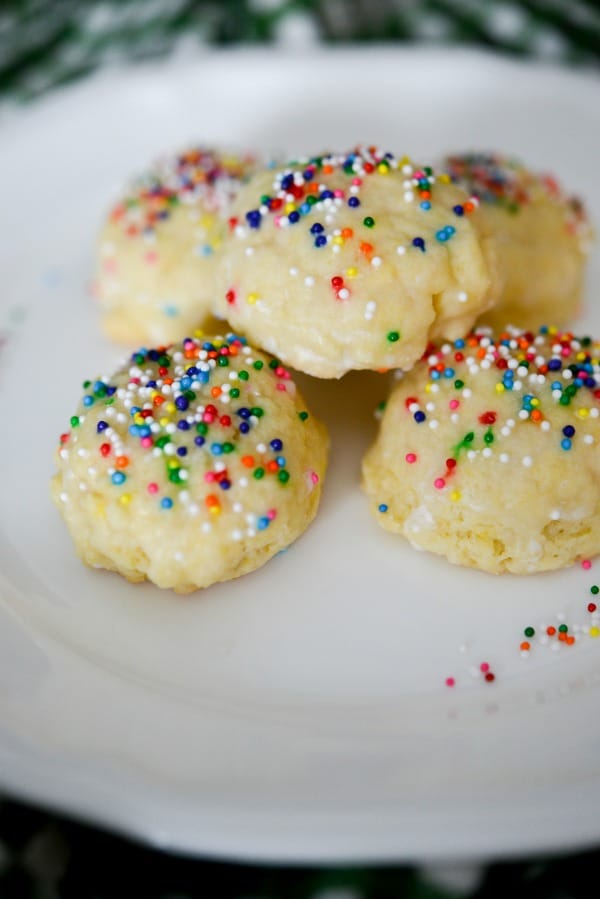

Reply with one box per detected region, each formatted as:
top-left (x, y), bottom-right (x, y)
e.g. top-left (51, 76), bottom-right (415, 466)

top-left (547, 626), bottom-right (557, 636)
top-left (341, 228), bottom-right (354, 239)
top-left (267, 460), bottom-right (279, 473)
top-left (520, 641), bottom-right (531, 651)
top-left (359, 241), bottom-right (374, 257)
top-left (566, 636), bottom-right (575, 646)
top-left (464, 200), bottom-right (475, 213)
top-left (211, 386), bottom-right (222, 398)
top-left (115, 455), bottom-right (129, 469)
top-left (558, 631), bottom-right (567, 642)
top-left (241, 455), bottom-right (255, 467)
top-left (205, 494), bottom-right (219, 508)
top-left (153, 395), bottom-right (165, 406)
top-left (530, 410), bottom-right (543, 422)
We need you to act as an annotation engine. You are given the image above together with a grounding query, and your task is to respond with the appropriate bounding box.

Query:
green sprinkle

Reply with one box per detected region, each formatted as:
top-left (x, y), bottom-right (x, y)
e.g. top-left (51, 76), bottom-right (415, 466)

top-left (229, 388), bottom-right (240, 399)
top-left (253, 467), bottom-right (265, 479)
top-left (253, 360), bottom-right (264, 370)
top-left (524, 626), bottom-right (535, 638)
top-left (156, 436), bottom-right (171, 448)
top-left (83, 380), bottom-right (91, 389)
top-left (278, 470), bottom-right (290, 484)
top-left (387, 331), bottom-right (400, 343)
top-left (196, 423), bottom-right (208, 435)
top-left (269, 359), bottom-right (279, 370)
top-left (251, 407), bottom-right (264, 418)
top-left (238, 370), bottom-right (249, 381)
top-left (591, 586), bottom-right (599, 595)
top-left (558, 624), bottom-right (568, 633)
top-left (168, 470), bottom-right (183, 484)
top-left (298, 411), bottom-right (309, 421)
top-left (484, 429), bottom-right (494, 445)
top-left (217, 356), bottom-right (229, 367)
top-left (222, 442), bottom-right (234, 454)
top-left (363, 216), bottom-right (375, 228)
top-left (454, 379), bottom-right (464, 389)
top-left (70, 416), bottom-right (79, 428)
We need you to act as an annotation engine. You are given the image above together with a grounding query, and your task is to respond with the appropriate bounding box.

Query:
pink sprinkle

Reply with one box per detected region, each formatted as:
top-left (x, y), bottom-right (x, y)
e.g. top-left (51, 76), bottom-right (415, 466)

top-left (582, 559), bottom-right (592, 570)
top-left (267, 508), bottom-right (277, 520)
top-left (561, 347), bottom-right (570, 357)
top-left (333, 189), bottom-right (344, 198)
top-left (274, 215), bottom-right (282, 227)
top-left (352, 177), bottom-right (362, 186)
top-left (405, 453), bottom-right (417, 464)
top-left (276, 383), bottom-right (287, 391)
top-left (147, 482), bottom-right (158, 494)
top-left (144, 251), bottom-right (158, 264)
top-left (449, 399), bottom-right (459, 410)
top-left (310, 471), bottom-right (319, 484)
top-left (480, 662), bottom-right (490, 673)
top-left (445, 677), bottom-right (455, 688)
top-left (204, 472), bottom-right (216, 482)
top-left (434, 477), bottom-right (446, 490)
top-left (140, 437), bottom-right (152, 448)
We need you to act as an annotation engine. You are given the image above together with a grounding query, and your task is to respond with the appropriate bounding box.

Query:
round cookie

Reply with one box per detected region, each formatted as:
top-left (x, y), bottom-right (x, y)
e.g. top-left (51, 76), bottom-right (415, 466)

top-left (215, 147), bottom-right (500, 378)
top-left (51, 333), bottom-right (328, 593)
top-left (95, 147), bottom-right (258, 346)
top-left (362, 326), bottom-right (600, 574)
top-left (444, 153), bottom-right (592, 330)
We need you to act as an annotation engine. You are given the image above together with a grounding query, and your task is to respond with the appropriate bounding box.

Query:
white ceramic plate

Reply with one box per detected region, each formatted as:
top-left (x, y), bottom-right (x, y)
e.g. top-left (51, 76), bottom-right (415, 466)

top-left (1, 47), bottom-right (600, 863)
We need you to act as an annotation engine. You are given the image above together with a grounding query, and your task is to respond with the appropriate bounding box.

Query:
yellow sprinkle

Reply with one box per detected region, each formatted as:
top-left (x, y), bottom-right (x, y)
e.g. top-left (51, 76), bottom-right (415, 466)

top-left (496, 383), bottom-right (505, 393)
top-left (119, 494), bottom-right (131, 506)
top-left (450, 490), bottom-right (461, 502)
top-left (346, 267), bottom-right (358, 278)
top-left (247, 293), bottom-right (259, 305)
top-left (200, 214), bottom-right (214, 228)
top-left (159, 416), bottom-right (170, 427)
top-left (209, 505), bottom-right (221, 516)
top-left (548, 325), bottom-right (558, 335)
top-left (590, 627), bottom-right (599, 638)
top-left (377, 163), bottom-right (389, 174)
top-left (530, 397), bottom-right (540, 407)
top-left (425, 383), bottom-right (432, 393)
top-left (576, 407), bottom-right (589, 418)
top-left (166, 402), bottom-right (176, 414)
top-left (193, 328), bottom-right (205, 338)
top-left (576, 352), bottom-right (586, 361)
top-left (333, 235), bottom-right (344, 245)
top-left (133, 412), bottom-right (144, 424)
top-left (438, 173), bottom-right (451, 184)
top-left (399, 155), bottom-right (411, 166)
top-left (167, 459), bottom-right (178, 469)
top-left (285, 203), bottom-right (296, 214)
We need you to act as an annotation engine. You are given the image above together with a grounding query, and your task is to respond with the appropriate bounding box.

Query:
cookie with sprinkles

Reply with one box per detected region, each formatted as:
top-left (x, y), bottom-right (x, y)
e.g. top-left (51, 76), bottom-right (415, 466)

top-left (51, 333), bottom-right (328, 593)
top-left (95, 147), bottom-right (259, 346)
top-left (362, 326), bottom-right (600, 574)
top-left (444, 153), bottom-right (593, 331)
top-left (214, 147), bottom-right (499, 378)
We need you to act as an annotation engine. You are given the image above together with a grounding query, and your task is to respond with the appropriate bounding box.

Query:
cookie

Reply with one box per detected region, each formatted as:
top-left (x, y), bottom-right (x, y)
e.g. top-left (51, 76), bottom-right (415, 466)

top-left (215, 147), bottom-right (499, 378)
top-left (95, 147), bottom-right (258, 345)
top-left (51, 333), bottom-right (328, 592)
top-left (444, 153), bottom-right (592, 330)
top-left (362, 326), bottom-right (600, 574)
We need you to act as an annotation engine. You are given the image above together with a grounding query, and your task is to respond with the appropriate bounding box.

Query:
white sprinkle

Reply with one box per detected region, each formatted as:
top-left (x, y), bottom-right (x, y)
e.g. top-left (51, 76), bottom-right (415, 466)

top-left (499, 453), bottom-right (509, 463)
top-left (550, 510), bottom-right (561, 520)
top-left (522, 455), bottom-right (533, 467)
top-left (201, 522), bottom-right (212, 534)
top-left (338, 288), bottom-right (350, 300)
top-left (60, 492), bottom-right (68, 503)
top-left (174, 552), bottom-right (184, 562)
top-left (467, 450), bottom-right (476, 460)
top-left (482, 447), bottom-right (492, 458)
top-left (304, 276), bottom-right (315, 287)
top-left (541, 420), bottom-right (551, 431)
top-left (371, 256), bottom-right (382, 268)
top-left (396, 245), bottom-right (406, 256)
top-left (289, 267), bottom-right (298, 277)
top-left (404, 191), bottom-right (414, 203)
top-left (231, 530), bottom-right (243, 541)
top-left (457, 291), bottom-right (468, 303)
top-left (245, 246), bottom-right (254, 257)
top-left (188, 504), bottom-right (199, 516)
top-left (239, 477), bottom-right (248, 487)
top-left (584, 434), bottom-right (594, 444)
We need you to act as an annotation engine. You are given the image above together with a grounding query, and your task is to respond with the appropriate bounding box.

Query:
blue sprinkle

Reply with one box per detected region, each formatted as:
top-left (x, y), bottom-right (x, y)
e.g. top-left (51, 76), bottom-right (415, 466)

top-left (239, 422), bottom-right (250, 434)
top-left (414, 410), bottom-right (426, 423)
top-left (453, 205), bottom-right (464, 216)
top-left (563, 425), bottom-right (575, 437)
top-left (194, 436), bottom-right (205, 447)
top-left (561, 438), bottom-right (572, 450)
top-left (177, 447), bottom-right (187, 457)
top-left (378, 503), bottom-right (389, 513)
top-left (288, 211), bottom-right (300, 224)
top-left (111, 471), bottom-right (126, 485)
top-left (257, 516), bottom-right (270, 531)
top-left (276, 456), bottom-right (286, 467)
top-left (175, 396), bottom-right (189, 411)
top-left (310, 223), bottom-right (324, 234)
top-left (314, 235), bottom-right (327, 248)
top-left (246, 210), bottom-right (261, 229)
top-left (210, 443), bottom-right (223, 455)
top-left (97, 421), bottom-right (108, 433)
top-left (412, 237), bottom-right (426, 252)
top-left (177, 421), bottom-right (190, 431)
top-left (348, 197), bottom-right (360, 208)
top-left (270, 439), bottom-right (283, 451)
top-left (161, 497), bottom-right (173, 509)
top-left (420, 201), bottom-right (431, 211)
top-left (83, 396), bottom-right (94, 407)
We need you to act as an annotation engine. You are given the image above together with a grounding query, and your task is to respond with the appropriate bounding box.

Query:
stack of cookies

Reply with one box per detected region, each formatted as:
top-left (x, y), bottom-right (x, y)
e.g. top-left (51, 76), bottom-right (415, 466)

top-left (51, 144), bottom-right (598, 589)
